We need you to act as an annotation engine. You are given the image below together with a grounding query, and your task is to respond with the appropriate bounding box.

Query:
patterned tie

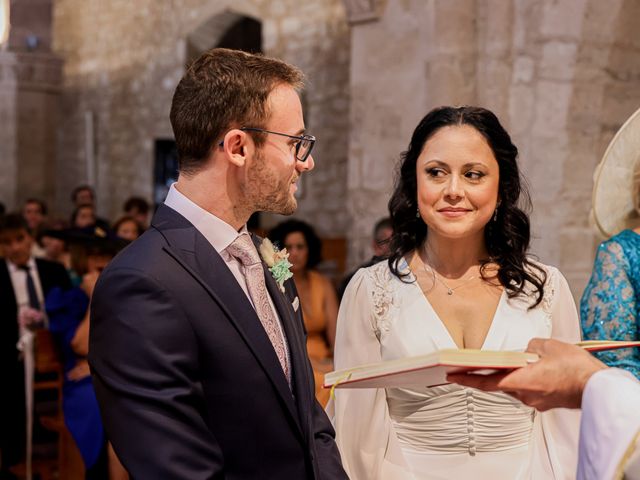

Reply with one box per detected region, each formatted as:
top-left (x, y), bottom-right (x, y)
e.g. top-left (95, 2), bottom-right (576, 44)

top-left (20, 265), bottom-right (41, 310)
top-left (226, 234), bottom-right (291, 385)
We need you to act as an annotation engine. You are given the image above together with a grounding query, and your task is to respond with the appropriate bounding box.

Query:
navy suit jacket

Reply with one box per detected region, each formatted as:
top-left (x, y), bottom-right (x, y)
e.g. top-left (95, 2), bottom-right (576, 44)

top-left (89, 204), bottom-right (347, 479)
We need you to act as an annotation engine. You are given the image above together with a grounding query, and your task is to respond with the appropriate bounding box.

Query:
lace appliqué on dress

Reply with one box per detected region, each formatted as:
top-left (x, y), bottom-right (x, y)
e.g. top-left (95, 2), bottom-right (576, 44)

top-left (366, 262), bottom-right (399, 339)
top-left (540, 267), bottom-right (558, 329)
top-left (580, 230), bottom-right (640, 378)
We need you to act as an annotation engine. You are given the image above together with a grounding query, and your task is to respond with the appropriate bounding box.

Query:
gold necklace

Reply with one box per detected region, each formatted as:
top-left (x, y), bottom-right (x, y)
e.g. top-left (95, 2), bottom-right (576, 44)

top-left (421, 260), bottom-right (477, 296)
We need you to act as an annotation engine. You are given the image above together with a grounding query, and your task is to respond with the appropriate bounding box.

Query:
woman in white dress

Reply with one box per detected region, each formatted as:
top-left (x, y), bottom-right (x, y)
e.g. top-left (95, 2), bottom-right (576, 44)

top-left (332, 106), bottom-right (581, 479)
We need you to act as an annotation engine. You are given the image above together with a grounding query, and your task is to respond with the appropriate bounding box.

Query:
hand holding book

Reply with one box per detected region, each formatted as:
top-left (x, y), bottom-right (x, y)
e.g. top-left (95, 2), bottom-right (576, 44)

top-left (448, 338), bottom-right (612, 411)
top-left (324, 340), bottom-right (640, 391)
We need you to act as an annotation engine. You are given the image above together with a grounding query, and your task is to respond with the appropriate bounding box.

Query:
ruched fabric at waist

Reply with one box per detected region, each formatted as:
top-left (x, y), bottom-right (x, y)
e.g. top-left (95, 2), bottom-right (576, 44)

top-left (387, 384), bottom-right (534, 455)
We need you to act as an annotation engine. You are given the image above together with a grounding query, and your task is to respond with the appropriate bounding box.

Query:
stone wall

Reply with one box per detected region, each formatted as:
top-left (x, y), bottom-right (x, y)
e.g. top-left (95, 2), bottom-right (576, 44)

top-left (344, 0), bottom-right (640, 298)
top-left (51, 0), bottom-right (350, 237)
top-left (0, 0), bottom-right (62, 212)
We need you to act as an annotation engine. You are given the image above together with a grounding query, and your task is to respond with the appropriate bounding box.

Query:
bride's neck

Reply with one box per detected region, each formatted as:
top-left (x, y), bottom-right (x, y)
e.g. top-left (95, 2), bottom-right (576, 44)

top-left (421, 232), bottom-right (487, 277)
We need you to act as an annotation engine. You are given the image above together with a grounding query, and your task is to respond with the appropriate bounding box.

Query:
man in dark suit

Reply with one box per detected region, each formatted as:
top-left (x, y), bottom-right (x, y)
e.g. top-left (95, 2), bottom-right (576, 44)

top-left (89, 48), bottom-right (347, 479)
top-left (0, 214), bottom-right (71, 479)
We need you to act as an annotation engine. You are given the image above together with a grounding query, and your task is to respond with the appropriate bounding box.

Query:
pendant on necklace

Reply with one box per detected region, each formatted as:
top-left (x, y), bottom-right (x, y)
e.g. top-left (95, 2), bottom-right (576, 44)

top-left (447, 289), bottom-right (453, 295)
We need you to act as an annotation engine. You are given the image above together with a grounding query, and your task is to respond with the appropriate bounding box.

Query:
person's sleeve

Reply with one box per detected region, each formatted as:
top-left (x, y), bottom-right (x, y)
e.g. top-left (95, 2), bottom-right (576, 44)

top-left (328, 269), bottom-right (413, 480)
top-left (89, 266), bottom-right (223, 479)
top-left (531, 268), bottom-right (582, 479)
top-left (577, 368), bottom-right (640, 480)
top-left (580, 240), bottom-right (640, 378)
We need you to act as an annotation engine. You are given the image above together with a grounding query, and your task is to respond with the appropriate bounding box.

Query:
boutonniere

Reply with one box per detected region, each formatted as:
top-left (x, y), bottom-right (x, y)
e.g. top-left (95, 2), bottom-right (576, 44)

top-left (259, 238), bottom-right (293, 293)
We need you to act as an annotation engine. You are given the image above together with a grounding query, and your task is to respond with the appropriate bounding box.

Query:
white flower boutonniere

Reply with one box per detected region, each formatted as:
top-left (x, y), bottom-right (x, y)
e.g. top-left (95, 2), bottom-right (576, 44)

top-left (259, 238), bottom-right (293, 293)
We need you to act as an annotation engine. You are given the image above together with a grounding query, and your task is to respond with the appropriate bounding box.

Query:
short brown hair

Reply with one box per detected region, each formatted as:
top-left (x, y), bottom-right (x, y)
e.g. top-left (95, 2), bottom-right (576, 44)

top-left (170, 48), bottom-right (304, 174)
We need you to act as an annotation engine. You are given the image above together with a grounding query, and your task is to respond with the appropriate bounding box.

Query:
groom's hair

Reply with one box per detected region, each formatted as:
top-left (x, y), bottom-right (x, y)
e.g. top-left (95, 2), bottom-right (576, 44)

top-left (170, 48), bottom-right (304, 175)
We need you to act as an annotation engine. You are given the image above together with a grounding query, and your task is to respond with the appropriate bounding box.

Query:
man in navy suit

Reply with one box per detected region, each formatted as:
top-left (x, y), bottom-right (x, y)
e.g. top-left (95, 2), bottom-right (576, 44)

top-left (0, 214), bottom-right (71, 478)
top-left (89, 48), bottom-right (347, 479)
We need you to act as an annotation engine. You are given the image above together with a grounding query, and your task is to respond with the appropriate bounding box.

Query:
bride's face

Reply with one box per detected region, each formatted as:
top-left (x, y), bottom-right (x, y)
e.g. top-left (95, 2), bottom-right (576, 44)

top-left (416, 125), bottom-right (500, 241)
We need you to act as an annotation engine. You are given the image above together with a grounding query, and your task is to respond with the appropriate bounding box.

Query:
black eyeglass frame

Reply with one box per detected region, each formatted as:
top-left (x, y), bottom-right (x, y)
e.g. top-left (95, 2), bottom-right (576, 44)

top-left (218, 127), bottom-right (316, 162)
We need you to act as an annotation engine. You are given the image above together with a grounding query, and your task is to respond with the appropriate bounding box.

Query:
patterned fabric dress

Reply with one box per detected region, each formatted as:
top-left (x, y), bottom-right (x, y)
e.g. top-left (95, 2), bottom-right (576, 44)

top-left (581, 229), bottom-right (640, 378)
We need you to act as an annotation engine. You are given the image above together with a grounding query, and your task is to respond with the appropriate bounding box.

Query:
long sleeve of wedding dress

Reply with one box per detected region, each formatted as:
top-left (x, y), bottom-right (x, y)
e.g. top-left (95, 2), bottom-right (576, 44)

top-left (331, 260), bottom-right (581, 480)
top-left (331, 265), bottom-right (415, 479)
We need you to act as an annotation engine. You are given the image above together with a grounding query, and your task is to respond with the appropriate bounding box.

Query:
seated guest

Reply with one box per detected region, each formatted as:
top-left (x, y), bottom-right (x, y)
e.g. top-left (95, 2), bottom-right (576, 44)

top-left (22, 198), bottom-right (47, 233)
top-left (71, 185), bottom-right (110, 231)
top-left (338, 217), bottom-right (393, 300)
top-left (0, 214), bottom-right (71, 478)
top-left (39, 220), bottom-right (71, 267)
top-left (46, 231), bottom-right (128, 479)
top-left (123, 196), bottom-right (151, 229)
top-left (581, 109), bottom-right (640, 378)
top-left (23, 198), bottom-right (48, 258)
top-left (270, 219), bottom-right (338, 407)
top-left (71, 204), bottom-right (97, 230)
top-left (111, 216), bottom-right (143, 241)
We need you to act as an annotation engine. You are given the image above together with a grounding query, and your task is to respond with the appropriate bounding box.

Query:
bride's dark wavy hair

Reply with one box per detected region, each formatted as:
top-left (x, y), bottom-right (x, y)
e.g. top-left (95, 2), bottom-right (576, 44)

top-left (387, 105), bottom-right (546, 308)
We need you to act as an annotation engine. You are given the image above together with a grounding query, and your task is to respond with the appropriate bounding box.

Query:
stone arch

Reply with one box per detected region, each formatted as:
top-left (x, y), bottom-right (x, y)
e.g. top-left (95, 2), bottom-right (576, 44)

top-left (185, 8), bottom-right (262, 65)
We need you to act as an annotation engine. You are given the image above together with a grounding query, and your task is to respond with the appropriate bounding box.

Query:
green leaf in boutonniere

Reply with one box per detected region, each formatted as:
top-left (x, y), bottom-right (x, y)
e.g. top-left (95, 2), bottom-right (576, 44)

top-left (259, 238), bottom-right (293, 293)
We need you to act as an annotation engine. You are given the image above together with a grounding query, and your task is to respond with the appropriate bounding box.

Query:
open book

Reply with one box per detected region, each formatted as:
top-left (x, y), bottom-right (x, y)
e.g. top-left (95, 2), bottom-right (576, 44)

top-left (324, 340), bottom-right (640, 389)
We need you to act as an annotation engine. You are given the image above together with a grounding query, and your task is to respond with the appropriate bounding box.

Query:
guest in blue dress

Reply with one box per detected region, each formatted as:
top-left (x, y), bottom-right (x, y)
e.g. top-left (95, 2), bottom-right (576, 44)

top-left (45, 228), bottom-right (130, 479)
top-left (46, 285), bottom-right (106, 473)
top-left (581, 229), bottom-right (640, 378)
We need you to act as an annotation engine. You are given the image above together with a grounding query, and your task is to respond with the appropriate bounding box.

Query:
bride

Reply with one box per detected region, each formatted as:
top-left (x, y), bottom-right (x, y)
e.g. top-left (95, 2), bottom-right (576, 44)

top-left (331, 106), bottom-right (580, 479)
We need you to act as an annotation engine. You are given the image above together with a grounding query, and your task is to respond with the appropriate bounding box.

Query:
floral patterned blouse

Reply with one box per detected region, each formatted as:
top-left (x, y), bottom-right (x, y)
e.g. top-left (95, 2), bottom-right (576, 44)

top-left (581, 229), bottom-right (640, 378)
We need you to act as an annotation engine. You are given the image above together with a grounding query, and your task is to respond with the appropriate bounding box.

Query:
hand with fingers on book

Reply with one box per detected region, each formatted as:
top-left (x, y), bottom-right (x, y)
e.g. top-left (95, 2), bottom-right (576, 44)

top-left (447, 338), bottom-right (608, 411)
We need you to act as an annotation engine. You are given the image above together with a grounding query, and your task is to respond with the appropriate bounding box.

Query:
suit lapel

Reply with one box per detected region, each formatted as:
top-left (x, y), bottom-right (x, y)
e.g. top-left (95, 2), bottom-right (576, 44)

top-left (261, 260), bottom-right (314, 438)
top-left (152, 206), bottom-right (303, 437)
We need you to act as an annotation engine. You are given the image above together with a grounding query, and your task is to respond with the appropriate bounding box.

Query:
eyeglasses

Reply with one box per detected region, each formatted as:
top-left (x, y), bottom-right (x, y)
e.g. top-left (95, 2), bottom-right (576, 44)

top-left (221, 127), bottom-right (315, 162)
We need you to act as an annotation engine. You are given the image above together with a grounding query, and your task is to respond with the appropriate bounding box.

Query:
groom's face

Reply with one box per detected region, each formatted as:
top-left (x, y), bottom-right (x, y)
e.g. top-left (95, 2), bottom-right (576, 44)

top-left (243, 84), bottom-right (314, 215)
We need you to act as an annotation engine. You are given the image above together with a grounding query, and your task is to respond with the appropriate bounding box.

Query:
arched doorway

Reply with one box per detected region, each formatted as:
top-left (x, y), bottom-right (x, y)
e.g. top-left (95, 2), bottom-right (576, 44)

top-left (153, 11), bottom-right (263, 227)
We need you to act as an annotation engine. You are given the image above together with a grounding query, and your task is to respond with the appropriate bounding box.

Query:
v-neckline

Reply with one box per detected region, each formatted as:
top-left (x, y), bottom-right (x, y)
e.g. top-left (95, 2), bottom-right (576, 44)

top-left (401, 258), bottom-right (506, 350)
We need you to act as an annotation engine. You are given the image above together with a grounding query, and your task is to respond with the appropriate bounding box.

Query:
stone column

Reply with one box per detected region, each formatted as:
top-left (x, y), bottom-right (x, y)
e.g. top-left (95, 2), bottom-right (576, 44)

top-left (0, 0), bottom-right (62, 212)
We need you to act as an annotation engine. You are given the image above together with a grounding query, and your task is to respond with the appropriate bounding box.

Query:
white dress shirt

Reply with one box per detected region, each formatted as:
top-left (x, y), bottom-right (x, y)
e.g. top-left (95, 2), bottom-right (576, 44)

top-left (163, 183), bottom-right (288, 346)
top-left (7, 257), bottom-right (45, 312)
top-left (578, 368), bottom-right (640, 479)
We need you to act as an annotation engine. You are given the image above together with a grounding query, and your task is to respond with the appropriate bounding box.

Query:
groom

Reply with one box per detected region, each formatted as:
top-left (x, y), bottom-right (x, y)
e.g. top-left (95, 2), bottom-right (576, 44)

top-left (89, 48), bottom-right (347, 479)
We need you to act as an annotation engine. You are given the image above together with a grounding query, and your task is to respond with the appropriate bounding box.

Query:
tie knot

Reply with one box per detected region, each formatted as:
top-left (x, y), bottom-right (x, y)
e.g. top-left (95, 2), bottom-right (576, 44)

top-left (226, 234), bottom-right (261, 267)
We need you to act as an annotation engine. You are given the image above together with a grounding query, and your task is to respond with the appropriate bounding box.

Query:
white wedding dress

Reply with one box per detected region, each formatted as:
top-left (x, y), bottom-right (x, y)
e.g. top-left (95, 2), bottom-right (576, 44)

top-left (330, 259), bottom-right (581, 479)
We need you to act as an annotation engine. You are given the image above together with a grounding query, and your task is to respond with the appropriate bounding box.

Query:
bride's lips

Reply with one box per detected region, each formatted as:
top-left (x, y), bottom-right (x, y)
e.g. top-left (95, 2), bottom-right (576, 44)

top-left (437, 207), bottom-right (471, 218)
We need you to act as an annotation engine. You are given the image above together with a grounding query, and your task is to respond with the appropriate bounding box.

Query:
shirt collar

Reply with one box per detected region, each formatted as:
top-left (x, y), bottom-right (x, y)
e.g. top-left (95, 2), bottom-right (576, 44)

top-left (7, 256), bottom-right (36, 273)
top-left (164, 182), bottom-right (248, 254)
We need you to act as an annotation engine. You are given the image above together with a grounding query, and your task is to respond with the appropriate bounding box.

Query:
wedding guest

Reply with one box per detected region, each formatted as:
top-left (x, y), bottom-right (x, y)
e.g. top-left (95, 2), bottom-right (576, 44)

top-left (0, 214), bottom-right (71, 477)
top-left (46, 231), bottom-right (129, 479)
top-left (71, 204), bottom-right (97, 230)
top-left (39, 220), bottom-right (71, 269)
top-left (22, 198), bottom-right (48, 233)
top-left (581, 108), bottom-right (640, 379)
top-left (111, 216), bottom-right (143, 241)
top-left (23, 198), bottom-right (48, 257)
top-left (332, 106), bottom-right (581, 479)
top-left (270, 219), bottom-right (338, 406)
top-left (122, 196), bottom-right (150, 229)
top-left (71, 185), bottom-right (110, 231)
top-left (338, 217), bottom-right (393, 300)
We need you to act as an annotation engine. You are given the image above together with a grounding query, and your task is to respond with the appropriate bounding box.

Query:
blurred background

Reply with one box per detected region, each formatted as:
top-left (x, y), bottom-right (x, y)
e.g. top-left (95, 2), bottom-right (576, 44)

top-left (1, 0), bottom-right (640, 298)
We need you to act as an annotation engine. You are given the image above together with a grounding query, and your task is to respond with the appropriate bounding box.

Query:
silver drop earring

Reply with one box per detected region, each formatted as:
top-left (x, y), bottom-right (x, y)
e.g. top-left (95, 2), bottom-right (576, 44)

top-left (416, 208), bottom-right (420, 218)
top-left (492, 208), bottom-right (499, 222)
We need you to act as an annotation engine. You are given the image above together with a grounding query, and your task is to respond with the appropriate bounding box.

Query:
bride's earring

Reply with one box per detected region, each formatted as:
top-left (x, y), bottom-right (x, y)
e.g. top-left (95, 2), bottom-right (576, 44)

top-left (416, 208), bottom-right (420, 219)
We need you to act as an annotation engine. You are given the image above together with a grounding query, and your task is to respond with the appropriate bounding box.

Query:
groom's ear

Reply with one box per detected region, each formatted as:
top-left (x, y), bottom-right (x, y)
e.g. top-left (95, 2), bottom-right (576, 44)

top-left (221, 129), bottom-right (252, 168)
